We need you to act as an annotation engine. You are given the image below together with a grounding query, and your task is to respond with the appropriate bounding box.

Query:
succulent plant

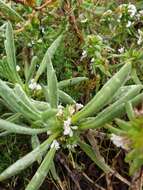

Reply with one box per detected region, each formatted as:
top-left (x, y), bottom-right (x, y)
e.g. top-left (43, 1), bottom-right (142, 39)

top-left (0, 22), bottom-right (143, 189)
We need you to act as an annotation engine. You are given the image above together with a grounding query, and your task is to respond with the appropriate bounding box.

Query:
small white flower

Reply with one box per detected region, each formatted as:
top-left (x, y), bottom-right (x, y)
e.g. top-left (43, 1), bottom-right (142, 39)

top-left (37, 39), bottom-right (42, 43)
top-left (71, 126), bottom-right (78, 130)
top-left (119, 4), bottom-right (126, 9)
top-left (111, 134), bottom-right (130, 150)
top-left (136, 13), bottom-right (141, 20)
top-left (75, 103), bottom-right (84, 111)
top-left (56, 105), bottom-right (64, 117)
top-left (29, 79), bottom-right (41, 91)
top-left (58, 105), bottom-right (64, 109)
top-left (82, 50), bottom-right (87, 57)
top-left (64, 125), bottom-right (73, 137)
top-left (30, 79), bottom-right (35, 83)
top-left (68, 105), bottom-right (75, 115)
top-left (118, 47), bottom-right (124, 53)
top-left (118, 14), bottom-right (122, 19)
top-left (91, 58), bottom-right (95, 63)
top-left (139, 10), bottom-right (143, 15)
top-left (29, 82), bottom-right (37, 90)
top-left (16, 65), bottom-right (20, 72)
top-left (63, 118), bottom-right (73, 137)
top-left (36, 84), bottom-right (42, 90)
top-left (81, 18), bottom-right (88, 23)
top-left (111, 134), bottom-right (124, 148)
top-left (50, 140), bottom-right (60, 150)
top-left (126, 20), bottom-right (132, 28)
top-left (64, 117), bottom-right (71, 127)
top-left (137, 29), bottom-right (143, 45)
top-left (41, 27), bottom-right (45, 34)
top-left (80, 50), bottom-right (87, 61)
top-left (47, 130), bottom-right (52, 135)
top-left (103, 9), bottom-right (112, 16)
top-left (31, 41), bottom-right (35, 45)
top-left (137, 38), bottom-right (142, 45)
top-left (128, 4), bottom-right (137, 18)
top-left (56, 109), bottom-right (63, 117)
top-left (67, 144), bottom-right (77, 149)
top-left (28, 43), bottom-right (31, 47)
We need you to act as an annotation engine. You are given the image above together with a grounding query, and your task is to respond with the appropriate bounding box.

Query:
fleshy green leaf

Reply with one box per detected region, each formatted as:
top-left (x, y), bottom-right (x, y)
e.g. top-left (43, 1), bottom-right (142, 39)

top-left (35, 34), bottom-right (62, 82)
top-left (72, 63), bottom-right (132, 123)
top-left (25, 147), bottom-right (56, 190)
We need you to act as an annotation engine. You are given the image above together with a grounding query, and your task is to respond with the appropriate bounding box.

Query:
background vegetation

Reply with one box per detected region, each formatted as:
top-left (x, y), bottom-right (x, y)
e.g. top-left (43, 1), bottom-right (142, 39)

top-left (0, 0), bottom-right (143, 189)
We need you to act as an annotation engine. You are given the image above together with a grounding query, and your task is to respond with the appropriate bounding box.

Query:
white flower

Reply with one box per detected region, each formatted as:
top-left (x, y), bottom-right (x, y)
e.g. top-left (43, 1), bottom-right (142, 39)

top-left (81, 18), bottom-right (88, 23)
top-left (139, 10), bottom-right (143, 16)
top-left (37, 38), bottom-right (42, 43)
top-left (68, 105), bottom-right (75, 115)
top-left (64, 125), bottom-right (73, 137)
top-left (75, 103), bottom-right (83, 111)
top-left (50, 140), bottom-right (60, 150)
top-left (126, 20), bottom-right (132, 27)
top-left (111, 134), bottom-right (124, 148)
top-left (30, 79), bottom-right (35, 83)
top-left (36, 84), bottom-right (42, 90)
top-left (64, 118), bottom-right (71, 127)
top-left (16, 65), bottom-right (20, 72)
top-left (118, 47), bottom-right (124, 53)
top-left (47, 130), bottom-right (52, 135)
top-left (56, 105), bottom-right (64, 117)
top-left (119, 4), bottom-right (126, 9)
top-left (91, 58), bottom-right (95, 63)
top-left (29, 82), bottom-right (37, 90)
top-left (29, 79), bottom-right (42, 91)
top-left (137, 37), bottom-right (142, 45)
top-left (111, 134), bottom-right (130, 150)
top-left (136, 13), bottom-right (141, 20)
top-left (103, 9), bottom-right (112, 16)
top-left (128, 4), bottom-right (137, 17)
top-left (67, 144), bottom-right (77, 149)
top-left (118, 14), bottom-right (122, 19)
top-left (81, 50), bottom-right (87, 61)
top-left (136, 10), bottom-right (143, 20)
top-left (82, 50), bottom-right (87, 57)
top-left (137, 29), bottom-right (143, 45)
top-left (71, 126), bottom-right (78, 130)
top-left (41, 27), bottom-right (45, 34)
top-left (63, 118), bottom-right (73, 137)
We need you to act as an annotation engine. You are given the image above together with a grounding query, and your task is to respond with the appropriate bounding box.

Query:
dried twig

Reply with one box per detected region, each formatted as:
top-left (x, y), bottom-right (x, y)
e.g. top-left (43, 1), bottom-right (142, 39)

top-left (86, 130), bottom-right (131, 187)
top-left (35, 0), bottom-right (52, 10)
top-left (56, 152), bottom-right (82, 190)
top-left (129, 168), bottom-right (143, 190)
